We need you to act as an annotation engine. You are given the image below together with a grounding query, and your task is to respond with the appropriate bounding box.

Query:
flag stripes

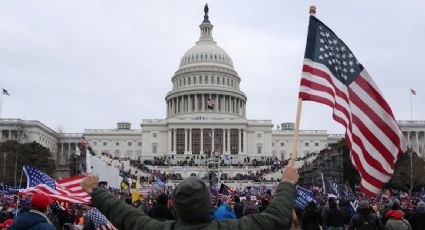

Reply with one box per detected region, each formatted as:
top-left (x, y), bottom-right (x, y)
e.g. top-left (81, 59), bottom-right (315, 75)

top-left (300, 60), bottom-right (406, 196)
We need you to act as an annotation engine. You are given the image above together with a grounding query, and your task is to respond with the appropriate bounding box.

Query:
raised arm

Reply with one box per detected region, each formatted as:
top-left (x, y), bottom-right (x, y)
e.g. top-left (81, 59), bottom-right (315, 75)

top-left (81, 176), bottom-right (170, 230)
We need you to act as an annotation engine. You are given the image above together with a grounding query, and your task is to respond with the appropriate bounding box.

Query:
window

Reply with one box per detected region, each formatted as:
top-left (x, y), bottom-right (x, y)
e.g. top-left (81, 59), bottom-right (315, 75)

top-left (211, 76), bottom-right (214, 84)
top-left (152, 145), bottom-right (157, 154)
top-left (200, 76), bottom-right (203, 84)
top-left (183, 78), bottom-right (186, 85)
top-left (103, 142), bottom-right (107, 146)
top-left (205, 76), bottom-right (208, 84)
top-left (93, 141), bottom-right (97, 146)
top-left (188, 77), bottom-right (191, 85)
top-left (231, 80), bottom-right (234, 87)
top-left (138, 142), bottom-right (142, 146)
top-left (315, 143), bottom-right (319, 147)
top-left (153, 133), bottom-right (157, 138)
top-left (257, 133), bottom-right (262, 138)
top-left (257, 146), bottom-right (262, 154)
top-left (305, 143), bottom-right (309, 147)
top-left (128, 142), bottom-right (132, 146)
top-left (116, 142), bottom-right (119, 146)
top-left (281, 142), bottom-right (284, 147)
top-left (227, 78), bottom-right (230, 86)
top-left (194, 77), bottom-right (197, 84)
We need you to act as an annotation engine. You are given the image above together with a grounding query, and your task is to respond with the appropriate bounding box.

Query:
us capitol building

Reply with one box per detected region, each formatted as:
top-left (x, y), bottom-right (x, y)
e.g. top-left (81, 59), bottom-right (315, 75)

top-left (1, 6), bottom-right (424, 179)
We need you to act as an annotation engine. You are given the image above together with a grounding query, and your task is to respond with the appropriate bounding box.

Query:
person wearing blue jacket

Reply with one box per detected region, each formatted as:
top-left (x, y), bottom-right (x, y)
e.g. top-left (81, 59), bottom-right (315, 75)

top-left (214, 202), bottom-right (236, 220)
top-left (8, 193), bottom-right (56, 230)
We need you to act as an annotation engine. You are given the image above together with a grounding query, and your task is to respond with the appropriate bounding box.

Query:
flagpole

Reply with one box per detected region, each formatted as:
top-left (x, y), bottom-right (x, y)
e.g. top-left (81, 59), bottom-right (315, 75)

top-left (410, 90), bottom-right (413, 120)
top-left (290, 6), bottom-right (315, 161)
top-left (290, 98), bottom-right (303, 160)
top-left (0, 87), bottom-right (3, 119)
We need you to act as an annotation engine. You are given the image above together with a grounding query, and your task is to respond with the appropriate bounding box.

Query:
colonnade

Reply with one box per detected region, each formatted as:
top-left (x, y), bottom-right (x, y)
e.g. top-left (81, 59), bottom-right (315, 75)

top-left (167, 94), bottom-right (246, 117)
top-left (404, 131), bottom-right (425, 156)
top-left (167, 128), bottom-right (247, 155)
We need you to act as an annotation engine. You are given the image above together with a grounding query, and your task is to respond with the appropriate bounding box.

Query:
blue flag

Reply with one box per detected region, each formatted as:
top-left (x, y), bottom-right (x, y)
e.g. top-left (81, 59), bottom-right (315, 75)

top-left (322, 173), bottom-right (343, 198)
top-left (295, 186), bottom-right (316, 210)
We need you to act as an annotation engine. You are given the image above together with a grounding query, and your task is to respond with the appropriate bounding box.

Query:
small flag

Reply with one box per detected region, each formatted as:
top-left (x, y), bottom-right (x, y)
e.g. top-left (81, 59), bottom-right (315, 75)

top-left (207, 96), bottom-right (215, 109)
top-left (411, 89), bottom-right (416, 95)
top-left (86, 207), bottom-right (117, 230)
top-left (132, 176), bottom-right (140, 202)
top-left (2, 89), bottom-right (10, 96)
top-left (295, 186), bottom-right (316, 210)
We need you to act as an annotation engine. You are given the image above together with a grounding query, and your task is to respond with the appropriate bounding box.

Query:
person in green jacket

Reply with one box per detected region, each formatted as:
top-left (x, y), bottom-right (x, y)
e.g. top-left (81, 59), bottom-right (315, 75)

top-left (81, 160), bottom-right (298, 230)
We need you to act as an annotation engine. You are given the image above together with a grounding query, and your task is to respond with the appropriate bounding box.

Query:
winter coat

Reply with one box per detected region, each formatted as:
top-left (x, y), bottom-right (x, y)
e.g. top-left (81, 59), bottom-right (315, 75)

top-left (301, 208), bottom-right (322, 230)
top-left (233, 202), bottom-right (244, 219)
top-left (213, 203), bottom-right (236, 220)
top-left (148, 205), bottom-right (174, 221)
top-left (8, 210), bottom-right (56, 230)
top-left (384, 210), bottom-right (411, 230)
top-left (409, 207), bottom-right (425, 230)
top-left (91, 181), bottom-right (296, 230)
top-left (348, 208), bottom-right (383, 230)
top-left (324, 208), bottom-right (345, 228)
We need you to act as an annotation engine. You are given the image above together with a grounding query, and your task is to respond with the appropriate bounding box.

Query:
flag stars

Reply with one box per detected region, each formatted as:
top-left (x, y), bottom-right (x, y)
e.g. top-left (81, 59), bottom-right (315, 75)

top-left (349, 68), bottom-right (355, 73)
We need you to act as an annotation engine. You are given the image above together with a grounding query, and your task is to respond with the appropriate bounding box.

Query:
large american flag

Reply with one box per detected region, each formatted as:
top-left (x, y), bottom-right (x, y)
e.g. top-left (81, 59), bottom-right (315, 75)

top-left (19, 165), bottom-right (90, 203)
top-left (299, 16), bottom-right (406, 196)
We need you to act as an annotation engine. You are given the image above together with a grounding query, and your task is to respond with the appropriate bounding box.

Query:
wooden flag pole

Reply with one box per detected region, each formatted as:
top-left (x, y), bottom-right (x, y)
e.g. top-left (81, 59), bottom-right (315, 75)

top-left (290, 98), bottom-right (303, 160)
top-left (290, 5), bottom-right (316, 161)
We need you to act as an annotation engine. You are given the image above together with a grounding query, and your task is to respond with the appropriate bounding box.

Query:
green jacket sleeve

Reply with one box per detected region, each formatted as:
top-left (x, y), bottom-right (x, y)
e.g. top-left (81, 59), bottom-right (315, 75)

top-left (219, 181), bottom-right (295, 230)
top-left (91, 188), bottom-right (173, 230)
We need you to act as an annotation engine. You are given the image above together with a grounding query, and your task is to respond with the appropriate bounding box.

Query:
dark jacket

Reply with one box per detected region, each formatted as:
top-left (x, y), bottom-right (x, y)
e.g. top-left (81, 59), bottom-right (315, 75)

top-left (233, 202), bottom-right (244, 219)
top-left (409, 207), bottom-right (425, 230)
top-left (8, 210), bottom-right (56, 230)
top-left (301, 208), bottom-right (322, 230)
top-left (348, 208), bottom-right (383, 230)
top-left (324, 208), bottom-right (345, 228)
top-left (148, 205), bottom-right (174, 221)
top-left (91, 182), bottom-right (296, 230)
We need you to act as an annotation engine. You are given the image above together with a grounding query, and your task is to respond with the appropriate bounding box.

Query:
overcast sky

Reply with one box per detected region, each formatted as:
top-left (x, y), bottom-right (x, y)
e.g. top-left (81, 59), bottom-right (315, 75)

top-left (1, 0), bottom-right (424, 134)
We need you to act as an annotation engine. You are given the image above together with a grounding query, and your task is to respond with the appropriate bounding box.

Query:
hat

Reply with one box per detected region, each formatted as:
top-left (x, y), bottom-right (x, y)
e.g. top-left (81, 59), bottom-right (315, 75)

top-left (172, 177), bottom-right (211, 223)
top-left (31, 193), bottom-right (53, 210)
top-left (358, 200), bottom-right (369, 210)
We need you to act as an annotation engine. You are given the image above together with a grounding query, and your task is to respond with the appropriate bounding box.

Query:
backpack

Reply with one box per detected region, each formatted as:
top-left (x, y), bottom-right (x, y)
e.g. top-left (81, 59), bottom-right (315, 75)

top-left (356, 214), bottom-right (379, 230)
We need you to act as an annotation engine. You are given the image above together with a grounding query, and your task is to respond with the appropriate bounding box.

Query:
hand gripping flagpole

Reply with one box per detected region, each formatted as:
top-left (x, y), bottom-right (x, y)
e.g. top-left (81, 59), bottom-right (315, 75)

top-left (290, 5), bottom-right (316, 161)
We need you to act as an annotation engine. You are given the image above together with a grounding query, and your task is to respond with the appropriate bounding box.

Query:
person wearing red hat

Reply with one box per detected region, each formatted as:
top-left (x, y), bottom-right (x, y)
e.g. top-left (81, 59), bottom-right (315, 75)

top-left (8, 193), bottom-right (56, 230)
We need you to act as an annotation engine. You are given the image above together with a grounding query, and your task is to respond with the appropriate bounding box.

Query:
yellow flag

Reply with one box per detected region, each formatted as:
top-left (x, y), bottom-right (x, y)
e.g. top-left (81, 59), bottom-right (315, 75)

top-left (132, 176), bottom-right (140, 202)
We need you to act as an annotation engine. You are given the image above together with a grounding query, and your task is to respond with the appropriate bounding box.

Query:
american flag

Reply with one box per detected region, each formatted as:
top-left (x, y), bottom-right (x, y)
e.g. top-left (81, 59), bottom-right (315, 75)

top-left (19, 165), bottom-right (90, 204)
top-left (207, 96), bottom-right (215, 109)
top-left (299, 16), bottom-right (406, 196)
top-left (86, 207), bottom-right (117, 230)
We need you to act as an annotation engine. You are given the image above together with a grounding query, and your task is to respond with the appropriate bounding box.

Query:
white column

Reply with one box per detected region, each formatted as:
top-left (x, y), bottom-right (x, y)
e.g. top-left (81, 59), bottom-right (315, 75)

top-left (200, 128), bottom-right (204, 154)
top-left (238, 129), bottom-right (242, 154)
top-left (173, 129), bottom-right (177, 154)
top-left (243, 129), bottom-right (247, 154)
top-left (67, 143), bottom-right (71, 158)
top-left (202, 94), bottom-right (205, 112)
top-left (415, 131), bottom-right (419, 154)
top-left (215, 94), bottom-right (218, 112)
top-left (407, 131), bottom-right (411, 149)
top-left (211, 129), bottom-right (215, 153)
top-left (227, 129), bottom-right (230, 153)
top-left (195, 94), bottom-right (198, 112)
top-left (222, 129), bottom-right (225, 153)
top-left (189, 129), bottom-right (192, 154)
top-left (188, 95), bottom-right (192, 113)
top-left (168, 129), bottom-right (172, 153)
top-left (184, 129), bottom-right (188, 154)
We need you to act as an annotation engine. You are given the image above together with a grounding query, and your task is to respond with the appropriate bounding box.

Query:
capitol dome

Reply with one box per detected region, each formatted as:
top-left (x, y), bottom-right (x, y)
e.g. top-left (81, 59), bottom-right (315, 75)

top-left (179, 41), bottom-right (234, 69)
top-left (165, 4), bottom-right (247, 119)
